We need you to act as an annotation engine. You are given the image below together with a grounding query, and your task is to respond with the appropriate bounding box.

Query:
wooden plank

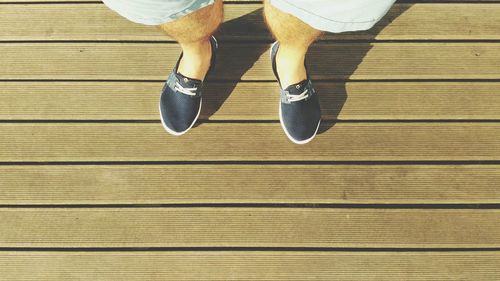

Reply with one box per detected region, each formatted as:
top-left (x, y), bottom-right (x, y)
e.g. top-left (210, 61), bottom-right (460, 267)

top-left (1, 4), bottom-right (499, 41)
top-left (1, 123), bottom-right (499, 161)
top-left (2, 81), bottom-right (500, 120)
top-left (1, 43), bottom-right (499, 80)
top-left (0, 208), bottom-right (499, 247)
top-left (1, 251), bottom-right (499, 280)
top-left (1, 165), bottom-right (499, 204)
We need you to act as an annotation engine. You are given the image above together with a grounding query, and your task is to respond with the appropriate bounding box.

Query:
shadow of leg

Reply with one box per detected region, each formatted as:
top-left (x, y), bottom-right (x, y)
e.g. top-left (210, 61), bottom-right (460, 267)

top-left (316, 3), bottom-right (412, 134)
top-left (196, 4), bottom-right (412, 129)
top-left (198, 8), bottom-right (269, 122)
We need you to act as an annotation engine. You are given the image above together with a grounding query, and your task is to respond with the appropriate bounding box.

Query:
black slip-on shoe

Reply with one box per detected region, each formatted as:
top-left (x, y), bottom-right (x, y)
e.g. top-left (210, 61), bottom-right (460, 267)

top-left (270, 41), bottom-right (321, 144)
top-left (159, 35), bottom-right (218, 136)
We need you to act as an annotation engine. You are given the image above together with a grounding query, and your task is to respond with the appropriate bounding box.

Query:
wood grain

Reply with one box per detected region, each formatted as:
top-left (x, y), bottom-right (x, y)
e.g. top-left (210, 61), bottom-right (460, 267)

top-left (2, 81), bottom-right (500, 120)
top-left (0, 0), bottom-right (499, 279)
top-left (1, 208), bottom-right (499, 248)
top-left (1, 43), bottom-right (498, 80)
top-left (1, 164), bottom-right (499, 204)
top-left (1, 4), bottom-right (499, 41)
top-left (1, 251), bottom-right (499, 280)
top-left (0, 123), bottom-right (499, 161)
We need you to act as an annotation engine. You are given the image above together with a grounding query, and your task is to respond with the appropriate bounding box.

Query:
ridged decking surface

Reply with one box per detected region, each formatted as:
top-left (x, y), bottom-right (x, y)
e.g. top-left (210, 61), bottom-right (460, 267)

top-left (1, 0), bottom-right (499, 280)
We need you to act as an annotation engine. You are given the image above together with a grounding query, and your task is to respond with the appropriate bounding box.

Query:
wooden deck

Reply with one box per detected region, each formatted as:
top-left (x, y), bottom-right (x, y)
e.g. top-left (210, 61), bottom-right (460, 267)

top-left (1, 0), bottom-right (500, 279)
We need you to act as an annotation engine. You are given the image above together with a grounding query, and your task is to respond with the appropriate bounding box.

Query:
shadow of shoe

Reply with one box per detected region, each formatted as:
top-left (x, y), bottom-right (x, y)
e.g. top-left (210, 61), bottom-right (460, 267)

top-left (309, 3), bottom-right (412, 134)
top-left (195, 3), bottom-right (412, 134)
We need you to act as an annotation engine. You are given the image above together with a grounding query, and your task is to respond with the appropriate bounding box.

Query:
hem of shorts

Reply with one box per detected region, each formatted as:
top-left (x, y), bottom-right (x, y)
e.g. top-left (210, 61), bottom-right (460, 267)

top-left (102, 0), bottom-right (215, 26)
top-left (269, 0), bottom-right (385, 33)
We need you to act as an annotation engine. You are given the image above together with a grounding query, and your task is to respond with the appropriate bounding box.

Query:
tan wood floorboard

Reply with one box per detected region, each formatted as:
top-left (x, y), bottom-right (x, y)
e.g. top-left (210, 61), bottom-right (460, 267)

top-left (2, 81), bottom-right (500, 120)
top-left (1, 3), bottom-right (499, 41)
top-left (1, 165), bottom-right (499, 204)
top-left (1, 208), bottom-right (499, 248)
top-left (1, 123), bottom-right (499, 161)
top-left (0, 251), bottom-right (499, 280)
top-left (0, 0), bottom-right (499, 279)
top-left (1, 43), bottom-right (499, 80)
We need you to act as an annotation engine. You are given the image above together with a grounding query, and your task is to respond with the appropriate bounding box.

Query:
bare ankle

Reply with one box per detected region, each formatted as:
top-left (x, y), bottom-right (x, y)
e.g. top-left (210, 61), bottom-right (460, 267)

top-left (177, 39), bottom-right (213, 81)
top-left (276, 44), bottom-right (308, 89)
top-left (180, 39), bottom-right (211, 57)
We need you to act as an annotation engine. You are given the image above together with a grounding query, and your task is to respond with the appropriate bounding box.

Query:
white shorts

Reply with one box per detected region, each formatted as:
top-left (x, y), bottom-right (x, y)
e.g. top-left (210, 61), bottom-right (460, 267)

top-left (269, 0), bottom-right (397, 33)
top-left (102, 0), bottom-right (397, 33)
top-left (101, 0), bottom-right (215, 26)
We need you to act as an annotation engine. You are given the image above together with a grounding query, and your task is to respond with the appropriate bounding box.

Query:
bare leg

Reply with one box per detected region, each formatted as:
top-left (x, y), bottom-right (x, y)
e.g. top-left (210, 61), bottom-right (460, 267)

top-left (263, 0), bottom-right (322, 88)
top-left (157, 0), bottom-right (223, 80)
